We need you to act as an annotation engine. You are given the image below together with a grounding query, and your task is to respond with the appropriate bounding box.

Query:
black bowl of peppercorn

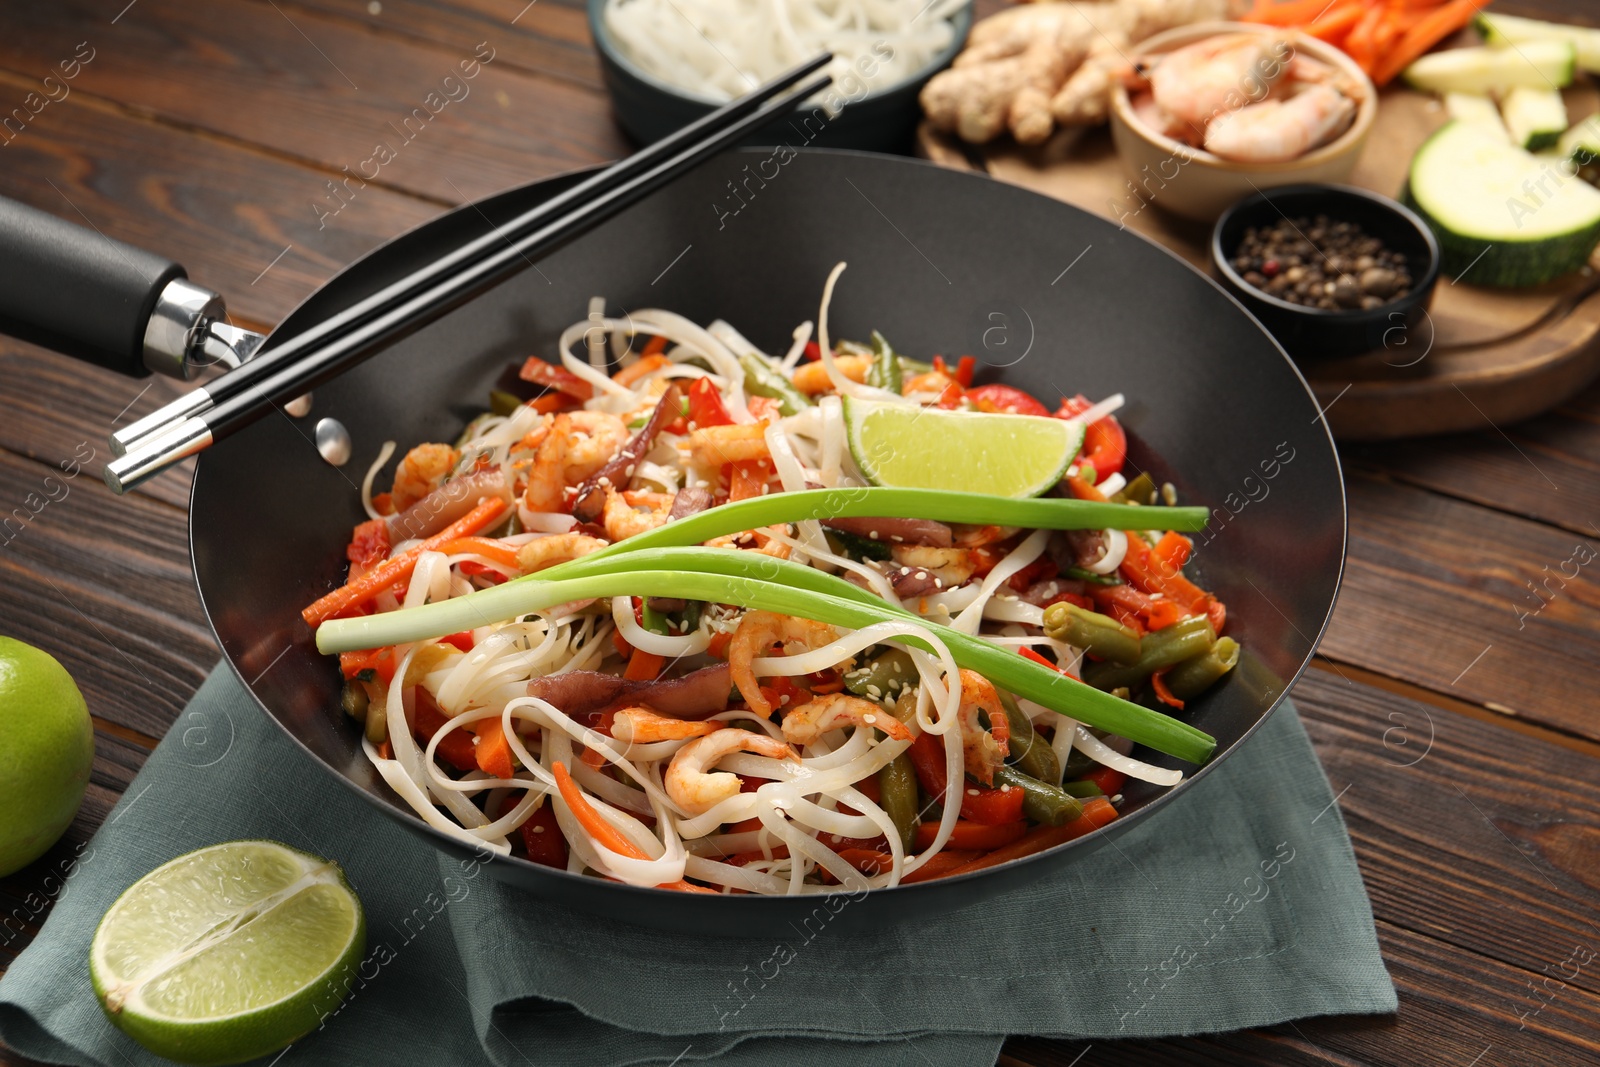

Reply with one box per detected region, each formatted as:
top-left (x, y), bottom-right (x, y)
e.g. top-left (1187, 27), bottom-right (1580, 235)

top-left (1211, 184), bottom-right (1441, 363)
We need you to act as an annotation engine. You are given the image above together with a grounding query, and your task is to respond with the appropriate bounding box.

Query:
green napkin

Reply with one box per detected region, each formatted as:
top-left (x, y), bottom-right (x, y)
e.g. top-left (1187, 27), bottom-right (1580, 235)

top-left (0, 665), bottom-right (1394, 1066)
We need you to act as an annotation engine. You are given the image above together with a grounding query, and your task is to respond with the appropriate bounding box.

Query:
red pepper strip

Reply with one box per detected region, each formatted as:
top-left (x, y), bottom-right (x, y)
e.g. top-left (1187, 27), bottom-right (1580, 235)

top-left (802, 341), bottom-right (821, 362)
top-left (1152, 531), bottom-right (1192, 571)
top-left (457, 560), bottom-right (509, 585)
top-left (1065, 475), bottom-right (1107, 502)
top-left (908, 731), bottom-right (950, 803)
top-left (519, 355), bottom-right (594, 399)
top-left (1080, 766), bottom-right (1127, 797)
top-left (1056, 395), bottom-right (1127, 480)
top-left (552, 762), bottom-right (715, 893)
top-left (339, 646), bottom-right (395, 681)
top-left (1120, 532), bottom-right (1215, 622)
top-left (910, 733), bottom-right (1024, 823)
top-left (1007, 556), bottom-right (1057, 593)
top-left (1151, 669), bottom-right (1185, 710)
top-left (945, 797), bottom-right (1120, 875)
top-left (640, 334), bottom-right (669, 358)
top-left (519, 800), bottom-right (569, 868)
top-left (1018, 646), bottom-right (1080, 682)
top-left (934, 354), bottom-right (977, 388)
top-left (303, 497), bottom-right (508, 625)
top-left (687, 376), bottom-right (735, 428)
top-left (411, 688), bottom-right (478, 773)
top-left (440, 631), bottom-right (474, 653)
top-left (837, 848), bottom-right (896, 875)
top-left (900, 850), bottom-right (982, 883)
top-left (967, 383), bottom-right (1051, 417)
top-left (725, 844), bottom-right (792, 866)
top-left (914, 819), bottom-right (1029, 852)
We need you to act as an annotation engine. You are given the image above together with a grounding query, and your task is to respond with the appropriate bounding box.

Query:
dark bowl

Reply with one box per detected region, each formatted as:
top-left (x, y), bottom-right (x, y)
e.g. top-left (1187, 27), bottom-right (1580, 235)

top-left (1211, 184), bottom-right (1441, 362)
top-left (192, 148), bottom-right (1346, 935)
top-left (585, 0), bottom-right (972, 153)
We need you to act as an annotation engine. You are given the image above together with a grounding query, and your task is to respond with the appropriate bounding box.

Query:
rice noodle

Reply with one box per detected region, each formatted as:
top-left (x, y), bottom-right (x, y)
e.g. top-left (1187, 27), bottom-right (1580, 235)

top-left (1073, 725), bottom-right (1183, 787)
top-left (361, 440), bottom-right (396, 520)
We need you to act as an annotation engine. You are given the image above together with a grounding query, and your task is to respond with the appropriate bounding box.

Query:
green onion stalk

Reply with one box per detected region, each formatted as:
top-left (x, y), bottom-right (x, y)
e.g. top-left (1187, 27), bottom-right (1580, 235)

top-left (316, 545), bottom-right (1216, 765)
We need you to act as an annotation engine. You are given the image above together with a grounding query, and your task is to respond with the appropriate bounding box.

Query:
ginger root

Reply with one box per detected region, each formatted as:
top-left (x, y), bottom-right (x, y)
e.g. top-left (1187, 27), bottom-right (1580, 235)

top-left (920, 0), bottom-right (1228, 145)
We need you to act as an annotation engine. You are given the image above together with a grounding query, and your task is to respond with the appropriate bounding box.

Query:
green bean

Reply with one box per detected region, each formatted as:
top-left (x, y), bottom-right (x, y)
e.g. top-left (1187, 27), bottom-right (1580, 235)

top-left (640, 601), bottom-right (671, 636)
top-left (1164, 637), bottom-right (1240, 700)
top-left (844, 648), bottom-right (918, 704)
top-left (1063, 567), bottom-right (1124, 586)
top-left (878, 751), bottom-right (920, 853)
top-left (488, 389), bottom-right (524, 417)
top-left (1061, 746), bottom-right (1097, 781)
top-left (363, 692), bottom-right (388, 745)
top-left (1111, 471), bottom-right (1157, 506)
top-left (999, 692), bottom-right (1060, 785)
top-left (1042, 602), bottom-right (1142, 666)
top-left (740, 352), bottom-right (812, 416)
top-left (341, 681), bottom-right (368, 722)
top-left (992, 765), bottom-right (1084, 827)
top-left (1060, 779), bottom-right (1105, 798)
top-left (1083, 616), bottom-right (1217, 693)
top-left (897, 354), bottom-right (933, 376)
top-left (867, 330), bottom-right (903, 394)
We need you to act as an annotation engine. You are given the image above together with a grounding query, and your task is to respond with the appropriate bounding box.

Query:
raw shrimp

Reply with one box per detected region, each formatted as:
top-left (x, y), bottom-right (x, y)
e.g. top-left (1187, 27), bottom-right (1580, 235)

top-left (611, 706), bottom-right (720, 744)
top-left (602, 487), bottom-right (673, 542)
top-left (890, 545), bottom-right (978, 589)
top-left (664, 728), bottom-right (795, 814)
top-left (515, 532), bottom-right (607, 574)
top-left (729, 611), bottom-right (841, 717)
top-left (522, 412), bottom-right (629, 512)
top-left (392, 443), bottom-right (459, 512)
top-left (1149, 33), bottom-right (1289, 130)
top-left (1204, 83), bottom-right (1356, 164)
top-left (956, 669), bottom-right (1009, 785)
top-left (780, 692), bottom-right (912, 746)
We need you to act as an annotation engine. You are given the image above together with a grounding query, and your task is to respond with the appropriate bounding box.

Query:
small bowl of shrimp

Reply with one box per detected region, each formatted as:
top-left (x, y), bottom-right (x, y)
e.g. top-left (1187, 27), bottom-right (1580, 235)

top-left (1107, 22), bottom-right (1377, 224)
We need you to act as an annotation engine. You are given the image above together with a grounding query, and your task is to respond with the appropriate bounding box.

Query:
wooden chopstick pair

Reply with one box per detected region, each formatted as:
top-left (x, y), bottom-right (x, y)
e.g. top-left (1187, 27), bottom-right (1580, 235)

top-left (104, 54), bottom-right (834, 494)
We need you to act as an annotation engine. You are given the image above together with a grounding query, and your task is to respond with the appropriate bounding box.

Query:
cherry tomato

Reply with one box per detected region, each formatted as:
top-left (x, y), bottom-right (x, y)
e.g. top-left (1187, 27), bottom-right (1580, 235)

top-left (1055, 394), bottom-right (1127, 480)
top-left (967, 384), bottom-right (1051, 417)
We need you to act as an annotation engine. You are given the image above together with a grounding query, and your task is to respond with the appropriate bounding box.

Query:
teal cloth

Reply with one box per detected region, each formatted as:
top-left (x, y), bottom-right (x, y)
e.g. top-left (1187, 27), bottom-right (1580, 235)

top-left (0, 666), bottom-right (1394, 1066)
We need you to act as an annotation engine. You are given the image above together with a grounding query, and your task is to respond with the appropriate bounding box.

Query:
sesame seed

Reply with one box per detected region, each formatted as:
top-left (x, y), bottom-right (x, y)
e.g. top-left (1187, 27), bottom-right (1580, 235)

top-left (1000, 784), bottom-right (1012, 792)
top-left (864, 714), bottom-right (877, 724)
top-left (890, 535), bottom-right (903, 543)
top-left (914, 571), bottom-right (927, 581)
top-left (966, 788), bottom-right (979, 796)
top-left (531, 825), bottom-right (546, 833)
top-left (868, 530), bottom-right (879, 539)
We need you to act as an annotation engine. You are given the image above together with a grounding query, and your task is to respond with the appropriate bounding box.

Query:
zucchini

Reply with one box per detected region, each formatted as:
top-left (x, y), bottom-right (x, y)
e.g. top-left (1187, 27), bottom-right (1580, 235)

top-left (1560, 114), bottom-right (1600, 165)
top-left (1443, 92), bottom-right (1508, 141)
top-left (1476, 11), bottom-right (1600, 73)
top-left (1501, 87), bottom-right (1568, 152)
top-left (1404, 121), bottom-right (1600, 287)
top-left (1403, 41), bottom-right (1575, 94)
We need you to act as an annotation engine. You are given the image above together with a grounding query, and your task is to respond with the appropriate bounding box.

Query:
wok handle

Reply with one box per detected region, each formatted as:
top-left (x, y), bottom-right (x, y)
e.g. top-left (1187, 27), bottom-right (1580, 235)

top-left (0, 194), bottom-right (222, 379)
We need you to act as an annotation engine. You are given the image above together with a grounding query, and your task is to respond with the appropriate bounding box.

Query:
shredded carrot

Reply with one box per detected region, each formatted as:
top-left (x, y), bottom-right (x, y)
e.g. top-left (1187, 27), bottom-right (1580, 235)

top-left (613, 353), bottom-right (671, 387)
top-left (552, 762), bottom-right (714, 893)
top-left (1151, 669), bottom-right (1186, 710)
top-left (623, 647), bottom-right (667, 681)
top-left (944, 797), bottom-right (1121, 875)
top-left (302, 496), bottom-right (508, 626)
top-left (1372, 0), bottom-right (1487, 85)
top-left (472, 717), bottom-right (515, 779)
top-left (432, 536), bottom-right (521, 571)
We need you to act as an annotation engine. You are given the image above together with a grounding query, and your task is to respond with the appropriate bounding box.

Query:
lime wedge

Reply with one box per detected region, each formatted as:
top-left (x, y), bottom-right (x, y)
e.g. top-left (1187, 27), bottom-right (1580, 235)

top-left (843, 396), bottom-right (1084, 498)
top-left (90, 840), bottom-right (365, 1066)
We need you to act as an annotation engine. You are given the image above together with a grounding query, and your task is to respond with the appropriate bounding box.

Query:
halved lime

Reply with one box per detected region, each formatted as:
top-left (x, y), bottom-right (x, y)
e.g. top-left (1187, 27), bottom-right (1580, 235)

top-left (843, 396), bottom-right (1085, 498)
top-left (90, 840), bottom-right (365, 1066)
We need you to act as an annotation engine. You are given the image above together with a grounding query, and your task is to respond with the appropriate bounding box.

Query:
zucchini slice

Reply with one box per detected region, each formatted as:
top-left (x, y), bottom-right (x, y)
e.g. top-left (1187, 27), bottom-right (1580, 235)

top-left (1404, 121), bottom-right (1600, 287)
top-left (1501, 86), bottom-right (1568, 151)
top-left (1443, 92), bottom-right (1508, 141)
top-left (1476, 11), bottom-right (1600, 73)
top-left (1559, 114), bottom-right (1600, 165)
top-left (1403, 42), bottom-right (1575, 94)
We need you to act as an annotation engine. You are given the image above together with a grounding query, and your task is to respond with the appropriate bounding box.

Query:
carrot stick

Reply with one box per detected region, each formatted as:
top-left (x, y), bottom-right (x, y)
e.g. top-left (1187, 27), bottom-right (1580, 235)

top-left (1244, 0), bottom-right (1354, 27)
top-left (900, 850), bottom-right (982, 884)
top-left (623, 647), bottom-right (667, 681)
top-left (432, 536), bottom-right (521, 570)
top-left (944, 797), bottom-right (1121, 875)
top-left (1305, 4), bottom-right (1364, 42)
top-left (640, 334), bottom-right (669, 358)
top-left (913, 819), bottom-right (1030, 852)
top-left (472, 717), bottom-right (515, 779)
top-left (1371, 0), bottom-right (1486, 85)
top-left (613, 353), bottom-right (670, 387)
top-left (302, 496), bottom-right (508, 626)
top-left (1343, 3), bottom-right (1386, 74)
top-left (552, 762), bottom-right (715, 893)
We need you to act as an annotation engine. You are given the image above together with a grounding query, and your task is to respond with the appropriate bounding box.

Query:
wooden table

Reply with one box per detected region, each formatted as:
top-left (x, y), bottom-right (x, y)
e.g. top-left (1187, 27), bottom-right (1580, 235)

top-left (2, 2), bottom-right (1597, 1064)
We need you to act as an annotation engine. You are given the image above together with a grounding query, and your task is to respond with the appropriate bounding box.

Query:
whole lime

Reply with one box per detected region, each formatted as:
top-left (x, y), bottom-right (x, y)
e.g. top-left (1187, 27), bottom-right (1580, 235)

top-left (0, 636), bottom-right (94, 876)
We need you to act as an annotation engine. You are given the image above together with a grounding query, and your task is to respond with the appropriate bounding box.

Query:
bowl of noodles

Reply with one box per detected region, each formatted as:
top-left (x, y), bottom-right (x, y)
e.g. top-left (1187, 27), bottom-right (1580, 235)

top-left (587, 0), bottom-right (973, 152)
top-left (192, 148), bottom-right (1345, 933)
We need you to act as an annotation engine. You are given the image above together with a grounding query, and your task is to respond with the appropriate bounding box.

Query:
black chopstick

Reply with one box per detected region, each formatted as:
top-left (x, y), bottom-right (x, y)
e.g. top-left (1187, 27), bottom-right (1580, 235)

top-left (109, 51), bottom-right (835, 458)
top-left (104, 68), bottom-right (833, 494)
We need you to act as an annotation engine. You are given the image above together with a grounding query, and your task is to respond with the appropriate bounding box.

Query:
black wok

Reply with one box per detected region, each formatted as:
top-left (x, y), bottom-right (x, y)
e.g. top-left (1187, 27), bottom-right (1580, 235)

top-left (2, 149), bottom-right (1346, 934)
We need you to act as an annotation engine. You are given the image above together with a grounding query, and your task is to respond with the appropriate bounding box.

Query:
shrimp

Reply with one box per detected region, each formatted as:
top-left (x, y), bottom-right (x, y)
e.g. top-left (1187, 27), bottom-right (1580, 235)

top-left (780, 692), bottom-right (912, 746)
top-left (728, 611), bottom-right (841, 717)
top-left (515, 532), bottom-right (607, 574)
top-left (611, 706), bottom-right (720, 745)
top-left (890, 545), bottom-right (977, 589)
top-left (792, 355), bottom-right (869, 395)
top-left (664, 728), bottom-right (795, 814)
top-left (956, 669), bottom-right (1009, 785)
top-left (688, 422), bottom-right (771, 469)
top-left (1149, 34), bottom-right (1288, 130)
top-left (1204, 83), bottom-right (1356, 164)
top-left (522, 411), bottom-right (630, 513)
top-left (602, 487), bottom-right (672, 542)
top-left (391, 443), bottom-right (460, 512)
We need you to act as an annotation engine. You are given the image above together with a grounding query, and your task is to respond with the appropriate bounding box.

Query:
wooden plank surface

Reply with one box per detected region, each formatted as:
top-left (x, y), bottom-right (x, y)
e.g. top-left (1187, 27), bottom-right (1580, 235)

top-left (2, 1), bottom-right (1599, 1065)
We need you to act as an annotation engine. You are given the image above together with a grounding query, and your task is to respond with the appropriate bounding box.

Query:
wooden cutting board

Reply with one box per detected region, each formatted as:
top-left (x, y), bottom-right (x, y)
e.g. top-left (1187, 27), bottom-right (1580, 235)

top-left (917, 81), bottom-right (1600, 441)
